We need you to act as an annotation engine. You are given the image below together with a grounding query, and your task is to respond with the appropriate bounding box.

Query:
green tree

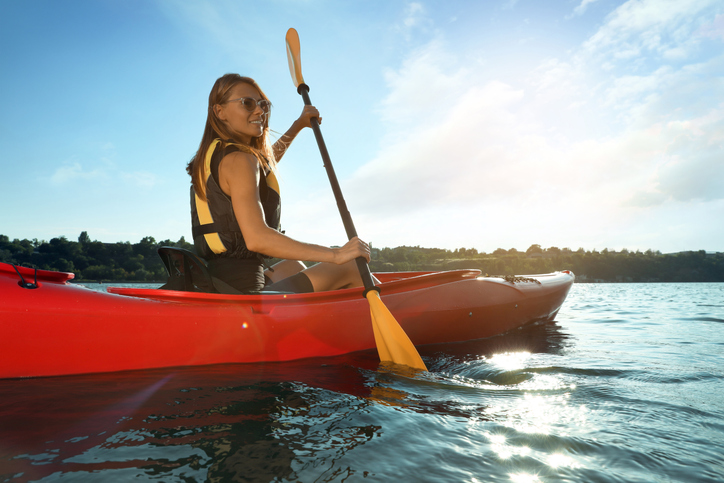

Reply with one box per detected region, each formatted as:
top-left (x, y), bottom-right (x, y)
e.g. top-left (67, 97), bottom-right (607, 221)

top-left (526, 244), bottom-right (543, 256)
top-left (78, 231), bottom-right (91, 245)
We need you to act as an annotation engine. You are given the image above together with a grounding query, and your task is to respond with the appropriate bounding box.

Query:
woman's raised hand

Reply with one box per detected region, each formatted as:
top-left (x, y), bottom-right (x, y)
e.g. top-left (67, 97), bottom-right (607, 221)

top-left (297, 105), bottom-right (321, 128)
top-left (273, 105), bottom-right (322, 162)
top-left (332, 236), bottom-right (370, 264)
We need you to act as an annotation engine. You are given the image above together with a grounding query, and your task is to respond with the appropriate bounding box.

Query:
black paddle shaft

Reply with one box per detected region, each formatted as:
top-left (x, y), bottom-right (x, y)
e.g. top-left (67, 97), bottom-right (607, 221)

top-left (297, 83), bottom-right (378, 296)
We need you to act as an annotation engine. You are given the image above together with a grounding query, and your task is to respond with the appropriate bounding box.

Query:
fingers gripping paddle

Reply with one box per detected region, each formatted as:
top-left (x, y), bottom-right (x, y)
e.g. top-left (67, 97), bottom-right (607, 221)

top-left (285, 28), bottom-right (427, 371)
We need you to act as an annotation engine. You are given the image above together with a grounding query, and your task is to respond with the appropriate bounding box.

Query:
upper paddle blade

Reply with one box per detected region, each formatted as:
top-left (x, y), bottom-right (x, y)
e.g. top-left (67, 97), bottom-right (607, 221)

top-left (366, 291), bottom-right (428, 371)
top-left (285, 28), bottom-right (305, 87)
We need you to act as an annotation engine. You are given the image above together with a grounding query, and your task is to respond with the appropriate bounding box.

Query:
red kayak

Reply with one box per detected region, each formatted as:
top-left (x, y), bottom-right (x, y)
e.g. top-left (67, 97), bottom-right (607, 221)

top-left (0, 261), bottom-right (574, 379)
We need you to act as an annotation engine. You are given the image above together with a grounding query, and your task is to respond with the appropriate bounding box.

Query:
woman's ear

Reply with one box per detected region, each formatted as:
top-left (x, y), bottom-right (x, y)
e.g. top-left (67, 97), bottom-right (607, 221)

top-left (213, 104), bottom-right (226, 121)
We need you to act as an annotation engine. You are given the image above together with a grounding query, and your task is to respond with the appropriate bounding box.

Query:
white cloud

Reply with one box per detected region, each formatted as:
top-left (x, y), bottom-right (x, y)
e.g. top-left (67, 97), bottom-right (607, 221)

top-left (699, 13), bottom-right (724, 40)
top-left (350, 71), bottom-right (530, 213)
top-left (581, 0), bottom-right (721, 65)
top-left (602, 66), bottom-right (672, 111)
top-left (48, 160), bottom-right (161, 189)
top-left (50, 162), bottom-right (107, 185)
top-left (122, 171), bottom-right (162, 188)
top-left (571, 0), bottom-right (601, 17)
top-left (647, 108), bottom-right (724, 202)
top-left (403, 2), bottom-right (425, 28)
top-left (609, 55), bottom-right (724, 130)
top-left (340, 2), bottom-right (724, 251)
top-left (378, 40), bottom-right (468, 128)
top-left (394, 2), bottom-right (434, 40)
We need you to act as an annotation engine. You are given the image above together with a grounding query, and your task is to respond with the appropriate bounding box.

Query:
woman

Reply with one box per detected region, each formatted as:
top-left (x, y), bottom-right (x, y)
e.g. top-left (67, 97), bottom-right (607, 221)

top-left (187, 74), bottom-right (370, 293)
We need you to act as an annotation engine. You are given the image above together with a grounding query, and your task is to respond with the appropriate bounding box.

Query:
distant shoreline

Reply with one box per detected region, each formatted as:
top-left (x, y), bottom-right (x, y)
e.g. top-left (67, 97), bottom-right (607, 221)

top-left (3, 234), bottom-right (723, 284)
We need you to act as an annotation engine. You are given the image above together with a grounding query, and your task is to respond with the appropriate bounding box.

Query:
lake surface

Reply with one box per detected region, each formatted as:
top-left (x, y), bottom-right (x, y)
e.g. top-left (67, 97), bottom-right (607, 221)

top-left (1, 282), bottom-right (723, 482)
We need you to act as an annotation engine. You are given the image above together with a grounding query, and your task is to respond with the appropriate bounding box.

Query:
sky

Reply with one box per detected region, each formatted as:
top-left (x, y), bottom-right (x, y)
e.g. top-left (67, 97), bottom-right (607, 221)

top-left (1, 0), bottom-right (723, 254)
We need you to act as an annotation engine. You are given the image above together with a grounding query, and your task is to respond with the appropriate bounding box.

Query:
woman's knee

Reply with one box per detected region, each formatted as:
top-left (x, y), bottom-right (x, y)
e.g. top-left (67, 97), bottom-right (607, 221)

top-left (340, 259), bottom-right (364, 286)
top-left (342, 259), bottom-right (379, 286)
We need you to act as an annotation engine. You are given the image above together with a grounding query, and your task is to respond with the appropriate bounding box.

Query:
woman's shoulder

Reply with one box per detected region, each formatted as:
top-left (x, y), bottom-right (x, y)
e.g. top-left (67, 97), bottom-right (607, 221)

top-left (221, 149), bottom-right (259, 167)
top-left (218, 150), bottom-right (262, 190)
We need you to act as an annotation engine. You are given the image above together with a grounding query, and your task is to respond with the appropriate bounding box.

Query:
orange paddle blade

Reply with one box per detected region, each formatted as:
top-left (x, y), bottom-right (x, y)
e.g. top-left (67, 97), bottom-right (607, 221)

top-left (285, 28), bottom-right (305, 87)
top-left (367, 291), bottom-right (427, 371)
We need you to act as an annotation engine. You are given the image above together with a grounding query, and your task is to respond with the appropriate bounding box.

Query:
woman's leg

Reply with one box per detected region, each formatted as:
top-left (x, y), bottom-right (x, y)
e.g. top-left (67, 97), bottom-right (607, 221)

top-left (265, 259), bottom-right (379, 293)
top-left (264, 260), bottom-right (306, 283)
top-left (302, 260), bottom-right (367, 292)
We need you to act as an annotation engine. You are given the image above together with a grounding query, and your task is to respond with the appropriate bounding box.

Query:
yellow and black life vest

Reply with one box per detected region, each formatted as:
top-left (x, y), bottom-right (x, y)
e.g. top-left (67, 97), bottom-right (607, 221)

top-left (190, 139), bottom-right (281, 260)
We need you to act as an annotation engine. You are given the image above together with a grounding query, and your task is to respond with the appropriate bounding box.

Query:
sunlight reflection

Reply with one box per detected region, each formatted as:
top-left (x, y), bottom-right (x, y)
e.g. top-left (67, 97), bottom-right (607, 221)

top-left (486, 433), bottom-right (531, 460)
top-left (509, 473), bottom-right (541, 482)
top-left (518, 374), bottom-right (567, 391)
top-left (484, 392), bottom-right (590, 435)
top-left (488, 351), bottom-right (531, 371)
top-left (547, 452), bottom-right (580, 469)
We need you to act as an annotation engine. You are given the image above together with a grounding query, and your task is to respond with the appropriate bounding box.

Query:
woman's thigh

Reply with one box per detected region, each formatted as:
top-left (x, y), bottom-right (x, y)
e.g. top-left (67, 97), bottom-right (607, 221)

top-left (267, 259), bottom-right (378, 293)
top-left (302, 260), bottom-right (361, 292)
top-left (265, 259), bottom-right (306, 283)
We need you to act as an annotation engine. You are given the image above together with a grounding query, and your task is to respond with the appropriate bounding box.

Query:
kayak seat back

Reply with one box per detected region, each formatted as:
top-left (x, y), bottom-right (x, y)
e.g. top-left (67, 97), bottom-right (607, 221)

top-left (157, 247), bottom-right (242, 295)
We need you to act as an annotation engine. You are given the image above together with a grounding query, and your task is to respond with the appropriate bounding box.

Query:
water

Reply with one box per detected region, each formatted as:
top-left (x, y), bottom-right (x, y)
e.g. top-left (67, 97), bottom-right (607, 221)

top-left (1, 283), bottom-right (723, 482)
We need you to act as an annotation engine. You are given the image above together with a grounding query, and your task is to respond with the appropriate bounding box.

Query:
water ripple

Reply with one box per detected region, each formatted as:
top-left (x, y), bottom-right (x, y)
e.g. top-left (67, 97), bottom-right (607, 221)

top-left (1, 283), bottom-right (723, 482)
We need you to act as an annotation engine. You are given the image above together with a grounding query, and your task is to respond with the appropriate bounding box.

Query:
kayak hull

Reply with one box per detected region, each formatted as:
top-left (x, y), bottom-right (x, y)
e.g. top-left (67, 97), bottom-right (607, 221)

top-left (0, 263), bottom-right (574, 378)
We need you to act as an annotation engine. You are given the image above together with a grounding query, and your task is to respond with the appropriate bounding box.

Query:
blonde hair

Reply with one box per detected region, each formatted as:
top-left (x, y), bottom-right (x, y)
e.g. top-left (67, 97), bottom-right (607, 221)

top-left (187, 74), bottom-right (275, 201)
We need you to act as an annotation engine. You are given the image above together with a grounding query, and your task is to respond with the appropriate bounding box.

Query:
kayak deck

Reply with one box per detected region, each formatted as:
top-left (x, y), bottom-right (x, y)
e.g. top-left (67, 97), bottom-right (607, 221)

top-left (107, 269), bottom-right (482, 304)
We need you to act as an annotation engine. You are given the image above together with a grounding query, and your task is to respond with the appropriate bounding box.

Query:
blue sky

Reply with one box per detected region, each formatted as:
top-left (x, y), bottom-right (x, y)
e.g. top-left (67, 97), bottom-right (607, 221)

top-left (1, 0), bottom-right (722, 253)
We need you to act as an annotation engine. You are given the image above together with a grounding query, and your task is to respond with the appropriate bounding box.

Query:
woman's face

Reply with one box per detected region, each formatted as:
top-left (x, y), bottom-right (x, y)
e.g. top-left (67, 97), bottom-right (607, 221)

top-left (215, 82), bottom-right (267, 144)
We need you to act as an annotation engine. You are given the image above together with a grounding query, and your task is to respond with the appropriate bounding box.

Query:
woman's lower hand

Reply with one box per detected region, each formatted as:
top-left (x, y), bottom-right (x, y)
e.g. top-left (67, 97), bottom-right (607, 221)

top-left (333, 236), bottom-right (370, 264)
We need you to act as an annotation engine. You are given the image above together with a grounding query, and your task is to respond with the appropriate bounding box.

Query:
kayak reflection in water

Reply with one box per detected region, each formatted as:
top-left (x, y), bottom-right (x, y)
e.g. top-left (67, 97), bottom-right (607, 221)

top-left (186, 74), bottom-right (371, 294)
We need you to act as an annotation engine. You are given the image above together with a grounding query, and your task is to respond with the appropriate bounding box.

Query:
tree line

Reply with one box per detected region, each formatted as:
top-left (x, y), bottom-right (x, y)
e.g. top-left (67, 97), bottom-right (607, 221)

top-left (0, 232), bottom-right (193, 282)
top-left (368, 245), bottom-right (724, 283)
top-left (1, 234), bottom-right (722, 283)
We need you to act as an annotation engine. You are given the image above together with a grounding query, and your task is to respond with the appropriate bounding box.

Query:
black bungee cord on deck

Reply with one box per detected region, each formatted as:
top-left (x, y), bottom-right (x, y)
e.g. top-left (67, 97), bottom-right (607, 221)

top-left (12, 264), bottom-right (39, 289)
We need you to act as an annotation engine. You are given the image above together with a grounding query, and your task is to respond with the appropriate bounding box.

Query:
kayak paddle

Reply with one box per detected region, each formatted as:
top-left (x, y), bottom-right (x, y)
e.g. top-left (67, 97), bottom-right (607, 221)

top-left (285, 28), bottom-right (427, 371)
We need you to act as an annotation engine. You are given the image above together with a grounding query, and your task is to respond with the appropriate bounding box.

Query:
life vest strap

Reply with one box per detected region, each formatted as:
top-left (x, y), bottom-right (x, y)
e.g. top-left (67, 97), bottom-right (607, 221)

top-left (192, 215), bottom-right (238, 238)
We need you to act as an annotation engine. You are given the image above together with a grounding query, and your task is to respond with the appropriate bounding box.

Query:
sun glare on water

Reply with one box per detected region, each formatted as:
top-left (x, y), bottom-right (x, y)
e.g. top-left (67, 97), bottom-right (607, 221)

top-left (488, 351), bottom-right (532, 371)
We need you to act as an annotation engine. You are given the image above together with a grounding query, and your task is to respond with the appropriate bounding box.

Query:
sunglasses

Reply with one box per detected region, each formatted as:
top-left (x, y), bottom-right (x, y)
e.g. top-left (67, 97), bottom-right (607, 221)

top-left (226, 97), bottom-right (272, 113)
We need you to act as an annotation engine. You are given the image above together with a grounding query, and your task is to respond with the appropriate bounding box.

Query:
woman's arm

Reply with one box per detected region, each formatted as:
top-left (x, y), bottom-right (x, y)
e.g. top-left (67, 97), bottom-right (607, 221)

top-left (272, 105), bottom-right (321, 163)
top-left (219, 151), bottom-right (368, 263)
